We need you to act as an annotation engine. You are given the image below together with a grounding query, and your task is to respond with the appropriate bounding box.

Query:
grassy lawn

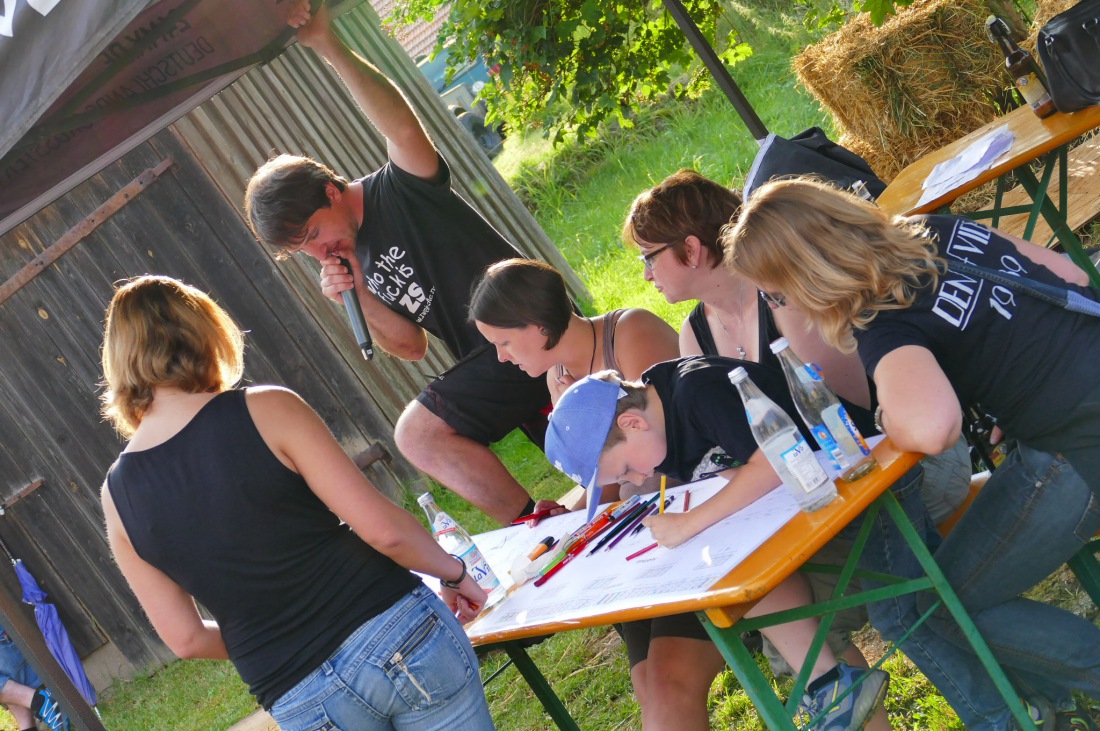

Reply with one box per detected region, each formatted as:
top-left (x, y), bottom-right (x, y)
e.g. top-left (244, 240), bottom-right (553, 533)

top-left (91, 2), bottom-right (1099, 729)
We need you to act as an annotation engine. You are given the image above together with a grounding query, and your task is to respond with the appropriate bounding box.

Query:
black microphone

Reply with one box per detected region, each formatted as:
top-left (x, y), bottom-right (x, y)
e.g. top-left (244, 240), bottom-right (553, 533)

top-left (337, 257), bottom-right (374, 360)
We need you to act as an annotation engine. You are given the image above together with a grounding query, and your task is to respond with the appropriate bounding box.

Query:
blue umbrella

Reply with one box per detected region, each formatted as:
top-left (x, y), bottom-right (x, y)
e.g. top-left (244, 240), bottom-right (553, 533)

top-left (13, 559), bottom-right (97, 706)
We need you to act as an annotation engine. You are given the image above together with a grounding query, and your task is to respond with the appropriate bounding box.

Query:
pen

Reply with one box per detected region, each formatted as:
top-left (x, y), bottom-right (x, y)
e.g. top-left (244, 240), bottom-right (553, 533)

top-left (628, 495), bottom-right (674, 537)
top-left (683, 489), bottom-right (691, 512)
top-left (626, 542), bottom-right (659, 561)
top-left (511, 506), bottom-right (561, 526)
top-left (527, 536), bottom-right (557, 560)
top-left (534, 550), bottom-right (577, 587)
top-left (587, 493), bottom-right (660, 555)
top-left (659, 475), bottom-right (667, 514)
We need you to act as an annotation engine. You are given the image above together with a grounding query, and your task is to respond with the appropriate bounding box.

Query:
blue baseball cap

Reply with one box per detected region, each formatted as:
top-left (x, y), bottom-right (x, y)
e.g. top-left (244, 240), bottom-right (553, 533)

top-left (545, 375), bottom-right (627, 494)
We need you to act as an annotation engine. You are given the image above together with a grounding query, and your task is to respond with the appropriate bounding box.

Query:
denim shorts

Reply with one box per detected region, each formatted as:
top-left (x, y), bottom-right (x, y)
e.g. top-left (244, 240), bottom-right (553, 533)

top-left (269, 586), bottom-right (494, 731)
top-left (0, 630), bottom-right (42, 690)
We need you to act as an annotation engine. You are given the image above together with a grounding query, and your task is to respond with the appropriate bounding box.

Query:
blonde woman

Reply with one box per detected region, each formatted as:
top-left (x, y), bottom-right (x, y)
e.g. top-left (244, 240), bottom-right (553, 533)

top-left (99, 276), bottom-right (494, 730)
top-left (727, 177), bottom-right (1100, 730)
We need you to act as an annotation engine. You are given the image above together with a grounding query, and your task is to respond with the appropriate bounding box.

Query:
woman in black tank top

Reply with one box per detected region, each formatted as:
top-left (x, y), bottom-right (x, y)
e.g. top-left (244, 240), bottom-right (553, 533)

top-left (99, 276), bottom-right (495, 728)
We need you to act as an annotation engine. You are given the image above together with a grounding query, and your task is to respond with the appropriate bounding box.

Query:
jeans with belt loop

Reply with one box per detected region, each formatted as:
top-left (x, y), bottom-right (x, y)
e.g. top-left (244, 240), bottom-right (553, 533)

top-left (270, 585), bottom-right (495, 731)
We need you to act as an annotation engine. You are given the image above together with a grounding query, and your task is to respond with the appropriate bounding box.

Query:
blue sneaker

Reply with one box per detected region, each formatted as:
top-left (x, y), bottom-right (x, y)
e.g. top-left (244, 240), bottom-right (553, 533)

top-left (32, 686), bottom-right (71, 731)
top-left (796, 661), bottom-right (889, 730)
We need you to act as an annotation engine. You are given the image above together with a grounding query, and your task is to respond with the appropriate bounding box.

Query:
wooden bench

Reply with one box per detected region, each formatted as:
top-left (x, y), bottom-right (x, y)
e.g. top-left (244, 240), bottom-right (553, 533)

top-left (992, 133), bottom-right (1100, 246)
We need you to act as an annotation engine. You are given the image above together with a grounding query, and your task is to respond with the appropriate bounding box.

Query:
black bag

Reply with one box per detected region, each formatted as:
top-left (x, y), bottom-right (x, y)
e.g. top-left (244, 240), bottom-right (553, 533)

top-left (742, 127), bottom-right (887, 200)
top-left (1037, 0), bottom-right (1100, 113)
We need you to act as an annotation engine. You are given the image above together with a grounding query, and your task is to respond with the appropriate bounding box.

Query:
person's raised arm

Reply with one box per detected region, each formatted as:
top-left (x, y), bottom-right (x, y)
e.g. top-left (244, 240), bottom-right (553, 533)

top-left (248, 387), bottom-right (486, 620)
top-left (102, 487), bottom-right (228, 660)
top-left (289, 1), bottom-right (439, 180)
top-left (872, 345), bottom-right (961, 455)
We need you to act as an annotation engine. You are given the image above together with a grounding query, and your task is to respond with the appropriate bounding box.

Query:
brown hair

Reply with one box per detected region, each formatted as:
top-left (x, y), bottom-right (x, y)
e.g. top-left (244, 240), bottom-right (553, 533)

top-left (724, 178), bottom-right (942, 352)
top-left (100, 276), bottom-right (244, 437)
top-left (243, 154), bottom-right (348, 258)
top-left (622, 169), bottom-right (743, 268)
top-left (468, 259), bottom-right (572, 349)
top-left (590, 371), bottom-right (649, 452)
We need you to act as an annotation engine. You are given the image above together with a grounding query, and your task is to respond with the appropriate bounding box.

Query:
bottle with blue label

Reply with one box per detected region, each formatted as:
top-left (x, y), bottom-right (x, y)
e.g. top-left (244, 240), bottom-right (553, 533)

top-left (770, 338), bottom-right (877, 482)
top-left (728, 366), bottom-right (836, 512)
top-left (417, 492), bottom-right (503, 604)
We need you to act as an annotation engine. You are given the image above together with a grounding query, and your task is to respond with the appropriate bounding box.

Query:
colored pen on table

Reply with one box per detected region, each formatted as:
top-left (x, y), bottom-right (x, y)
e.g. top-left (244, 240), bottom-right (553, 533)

top-left (587, 493), bottom-right (660, 555)
top-left (607, 497), bottom-right (673, 552)
top-left (683, 489), bottom-right (691, 512)
top-left (628, 495), bottom-right (675, 538)
top-left (555, 496), bottom-right (639, 565)
top-left (626, 542), bottom-right (659, 561)
top-left (534, 549), bottom-right (577, 587)
top-left (658, 475), bottom-right (667, 513)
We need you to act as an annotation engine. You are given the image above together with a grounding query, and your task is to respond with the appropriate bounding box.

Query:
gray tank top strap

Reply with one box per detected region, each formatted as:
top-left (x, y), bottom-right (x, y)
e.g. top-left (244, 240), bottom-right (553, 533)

top-left (602, 309), bottom-right (626, 374)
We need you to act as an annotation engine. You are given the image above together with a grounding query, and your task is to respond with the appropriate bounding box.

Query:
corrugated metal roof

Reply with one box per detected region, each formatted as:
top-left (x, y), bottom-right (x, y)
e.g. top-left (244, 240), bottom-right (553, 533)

top-left (368, 0), bottom-right (448, 61)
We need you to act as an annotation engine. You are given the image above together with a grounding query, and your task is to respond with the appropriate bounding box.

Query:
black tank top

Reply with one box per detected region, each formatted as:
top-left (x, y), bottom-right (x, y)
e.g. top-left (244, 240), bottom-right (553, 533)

top-left (106, 389), bottom-right (419, 709)
top-left (687, 299), bottom-right (782, 372)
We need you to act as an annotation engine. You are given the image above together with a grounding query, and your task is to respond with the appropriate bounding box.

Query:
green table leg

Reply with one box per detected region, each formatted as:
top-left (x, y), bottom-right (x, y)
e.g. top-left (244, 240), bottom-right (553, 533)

top-left (501, 641), bottom-right (581, 731)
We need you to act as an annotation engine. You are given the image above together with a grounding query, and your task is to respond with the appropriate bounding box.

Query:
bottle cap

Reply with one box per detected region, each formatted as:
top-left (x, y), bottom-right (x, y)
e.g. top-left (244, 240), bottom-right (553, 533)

top-left (416, 492), bottom-right (434, 507)
top-left (769, 337), bottom-right (790, 354)
top-left (728, 366), bottom-right (748, 384)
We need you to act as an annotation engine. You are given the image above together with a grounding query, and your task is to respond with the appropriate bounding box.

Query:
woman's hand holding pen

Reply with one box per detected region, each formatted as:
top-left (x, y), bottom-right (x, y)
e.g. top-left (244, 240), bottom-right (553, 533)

top-left (441, 576), bottom-right (488, 624)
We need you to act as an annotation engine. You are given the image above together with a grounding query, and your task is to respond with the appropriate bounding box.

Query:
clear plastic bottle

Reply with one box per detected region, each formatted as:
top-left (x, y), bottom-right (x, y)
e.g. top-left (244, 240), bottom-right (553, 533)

top-left (728, 366), bottom-right (837, 512)
top-left (417, 493), bottom-right (503, 603)
top-left (770, 338), bottom-right (878, 482)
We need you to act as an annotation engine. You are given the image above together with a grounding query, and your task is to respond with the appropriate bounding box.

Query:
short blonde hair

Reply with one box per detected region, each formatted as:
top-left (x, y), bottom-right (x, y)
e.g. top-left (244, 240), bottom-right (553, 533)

top-left (723, 178), bottom-right (942, 352)
top-left (100, 276), bottom-right (244, 437)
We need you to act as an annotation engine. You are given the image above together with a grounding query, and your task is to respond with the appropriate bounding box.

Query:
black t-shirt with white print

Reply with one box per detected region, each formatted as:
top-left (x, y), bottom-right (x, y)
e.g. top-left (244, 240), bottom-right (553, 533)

top-left (355, 156), bottom-right (523, 359)
top-left (856, 215), bottom-right (1100, 444)
top-left (644, 356), bottom-right (877, 483)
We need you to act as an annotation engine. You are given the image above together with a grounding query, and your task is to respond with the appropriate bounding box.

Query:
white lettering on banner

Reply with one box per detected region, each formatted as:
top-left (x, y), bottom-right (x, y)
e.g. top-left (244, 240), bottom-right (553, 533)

top-left (932, 273), bottom-right (982, 328)
top-left (1, 0), bottom-right (62, 38)
top-left (365, 245), bottom-right (429, 318)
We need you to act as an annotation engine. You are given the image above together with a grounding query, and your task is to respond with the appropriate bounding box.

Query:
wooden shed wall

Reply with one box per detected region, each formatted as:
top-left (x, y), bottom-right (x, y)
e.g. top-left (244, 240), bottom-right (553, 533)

top-left (0, 3), bottom-right (585, 686)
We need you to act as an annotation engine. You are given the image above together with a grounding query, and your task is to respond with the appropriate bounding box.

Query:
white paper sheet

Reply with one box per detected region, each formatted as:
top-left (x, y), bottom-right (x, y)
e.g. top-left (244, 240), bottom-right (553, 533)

top-left (916, 126), bottom-right (1015, 207)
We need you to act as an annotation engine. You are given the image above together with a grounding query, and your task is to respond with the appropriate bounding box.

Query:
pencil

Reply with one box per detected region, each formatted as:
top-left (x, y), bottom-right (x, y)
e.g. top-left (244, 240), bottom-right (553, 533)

top-left (626, 542), bottom-right (659, 561)
top-left (659, 475), bottom-right (667, 514)
top-left (683, 489), bottom-right (691, 512)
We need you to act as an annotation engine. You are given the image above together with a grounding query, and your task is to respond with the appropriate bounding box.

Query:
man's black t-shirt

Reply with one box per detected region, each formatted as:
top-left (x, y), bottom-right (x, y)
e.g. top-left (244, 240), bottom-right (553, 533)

top-left (644, 356), bottom-right (877, 483)
top-left (856, 215), bottom-right (1100, 443)
top-left (355, 157), bottom-right (522, 359)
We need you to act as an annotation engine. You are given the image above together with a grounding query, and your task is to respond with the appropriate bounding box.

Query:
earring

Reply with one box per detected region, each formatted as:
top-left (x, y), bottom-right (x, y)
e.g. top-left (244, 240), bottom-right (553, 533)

top-left (691, 264), bottom-right (698, 269)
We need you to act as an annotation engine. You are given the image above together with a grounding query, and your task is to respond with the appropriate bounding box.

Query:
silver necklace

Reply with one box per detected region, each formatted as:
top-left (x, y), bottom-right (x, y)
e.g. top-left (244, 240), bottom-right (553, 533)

top-left (714, 280), bottom-right (748, 359)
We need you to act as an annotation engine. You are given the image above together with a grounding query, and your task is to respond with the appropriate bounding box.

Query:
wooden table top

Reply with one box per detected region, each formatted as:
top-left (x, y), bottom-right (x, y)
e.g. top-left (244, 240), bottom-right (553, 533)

top-left (877, 104), bottom-right (1100, 218)
top-left (465, 439), bottom-right (922, 646)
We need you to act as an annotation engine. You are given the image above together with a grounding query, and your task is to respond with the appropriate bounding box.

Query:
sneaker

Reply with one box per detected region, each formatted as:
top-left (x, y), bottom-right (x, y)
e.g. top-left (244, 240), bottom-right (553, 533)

top-left (1055, 701), bottom-right (1096, 731)
top-left (796, 661), bottom-right (889, 730)
top-left (31, 686), bottom-right (71, 731)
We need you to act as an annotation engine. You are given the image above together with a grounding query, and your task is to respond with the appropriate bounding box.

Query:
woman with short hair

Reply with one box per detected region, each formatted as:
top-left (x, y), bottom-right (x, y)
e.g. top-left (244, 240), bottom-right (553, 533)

top-left (100, 275), bottom-right (494, 731)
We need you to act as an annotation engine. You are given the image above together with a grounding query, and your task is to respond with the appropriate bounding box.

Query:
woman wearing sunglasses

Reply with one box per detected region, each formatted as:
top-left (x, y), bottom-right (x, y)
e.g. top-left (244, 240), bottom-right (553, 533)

top-left (726, 177), bottom-right (1100, 729)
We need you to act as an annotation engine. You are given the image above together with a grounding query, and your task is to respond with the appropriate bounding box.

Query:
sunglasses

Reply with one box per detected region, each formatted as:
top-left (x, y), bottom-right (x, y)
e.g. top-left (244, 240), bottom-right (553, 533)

top-left (759, 290), bottom-right (787, 308)
top-left (638, 243), bottom-right (675, 271)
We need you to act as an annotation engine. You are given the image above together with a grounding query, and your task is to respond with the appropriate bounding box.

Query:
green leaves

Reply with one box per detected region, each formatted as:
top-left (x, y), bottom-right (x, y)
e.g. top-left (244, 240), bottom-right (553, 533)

top-left (389, 0), bottom-right (735, 141)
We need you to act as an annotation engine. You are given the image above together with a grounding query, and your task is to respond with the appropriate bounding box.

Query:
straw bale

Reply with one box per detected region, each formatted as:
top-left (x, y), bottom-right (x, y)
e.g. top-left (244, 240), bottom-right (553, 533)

top-left (794, 0), bottom-right (1006, 181)
top-left (1034, 0), bottom-right (1080, 28)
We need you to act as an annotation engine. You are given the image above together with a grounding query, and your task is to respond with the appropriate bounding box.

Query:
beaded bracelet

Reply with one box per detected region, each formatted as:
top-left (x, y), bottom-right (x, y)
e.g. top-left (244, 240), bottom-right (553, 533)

top-left (440, 554), bottom-right (467, 589)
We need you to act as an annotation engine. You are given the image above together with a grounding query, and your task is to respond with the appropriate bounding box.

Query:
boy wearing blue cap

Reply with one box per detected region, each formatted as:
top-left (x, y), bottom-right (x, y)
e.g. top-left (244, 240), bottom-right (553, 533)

top-left (546, 357), bottom-right (890, 731)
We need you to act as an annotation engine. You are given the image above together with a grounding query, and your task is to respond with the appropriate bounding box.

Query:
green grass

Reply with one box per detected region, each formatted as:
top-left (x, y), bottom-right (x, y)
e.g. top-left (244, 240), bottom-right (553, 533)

top-left (97, 660), bottom-right (255, 730)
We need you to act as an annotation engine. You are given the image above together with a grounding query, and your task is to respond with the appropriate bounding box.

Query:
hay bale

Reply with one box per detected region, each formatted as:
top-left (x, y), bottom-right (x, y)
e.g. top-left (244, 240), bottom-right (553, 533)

top-left (1034, 0), bottom-right (1080, 29)
top-left (794, 0), bottom-right (1006, 181)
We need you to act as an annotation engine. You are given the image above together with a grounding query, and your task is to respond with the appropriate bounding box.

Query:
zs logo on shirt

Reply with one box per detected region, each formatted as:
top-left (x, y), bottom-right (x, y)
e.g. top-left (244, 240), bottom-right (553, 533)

top-left (365, 245), bottom-right (430, 318)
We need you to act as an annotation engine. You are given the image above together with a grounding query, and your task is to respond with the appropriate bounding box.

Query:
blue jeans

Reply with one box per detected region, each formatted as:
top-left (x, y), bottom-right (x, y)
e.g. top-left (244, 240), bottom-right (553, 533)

top-left (0, 629), bottom-right (41, 690)
top-left (857, 448), bottom-right (1100, 730)
top-left (270, 586), bottom-right (495, 731)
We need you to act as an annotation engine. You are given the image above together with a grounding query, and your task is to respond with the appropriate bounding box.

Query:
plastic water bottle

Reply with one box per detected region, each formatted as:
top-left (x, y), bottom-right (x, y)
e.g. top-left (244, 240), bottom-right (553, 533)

top-left (417, 493), bottom-right (503, 603)
top-left (770, 338), bottom-right (877, 482)
top-left (728, 366), bottom-right (837, 512)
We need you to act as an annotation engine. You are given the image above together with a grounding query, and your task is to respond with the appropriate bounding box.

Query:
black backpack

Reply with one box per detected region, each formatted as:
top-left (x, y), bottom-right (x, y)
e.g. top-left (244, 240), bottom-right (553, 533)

top-left (743, 127), bottom-right (887, 200)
